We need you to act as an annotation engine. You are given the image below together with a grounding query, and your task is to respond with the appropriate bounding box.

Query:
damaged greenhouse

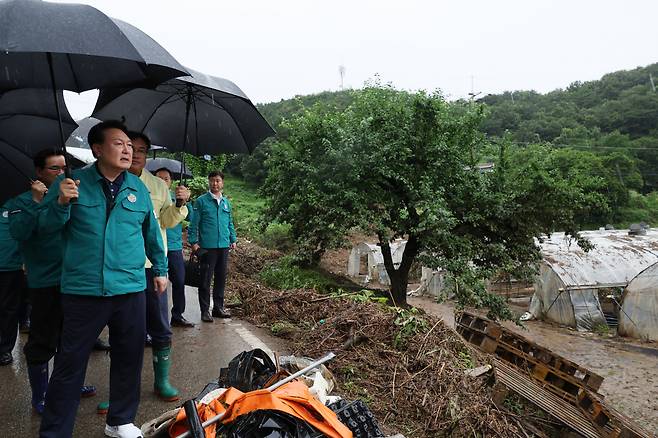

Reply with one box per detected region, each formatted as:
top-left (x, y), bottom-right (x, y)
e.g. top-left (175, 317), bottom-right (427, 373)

top-left (346, 241), bottom-right (406, 285)
top-left (528, 228), bottom-right (658, 335)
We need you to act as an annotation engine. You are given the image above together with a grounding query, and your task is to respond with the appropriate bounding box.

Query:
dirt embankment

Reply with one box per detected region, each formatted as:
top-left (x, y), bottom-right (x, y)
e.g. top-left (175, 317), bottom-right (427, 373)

top-left (225, 243), bottom-right (548, 437)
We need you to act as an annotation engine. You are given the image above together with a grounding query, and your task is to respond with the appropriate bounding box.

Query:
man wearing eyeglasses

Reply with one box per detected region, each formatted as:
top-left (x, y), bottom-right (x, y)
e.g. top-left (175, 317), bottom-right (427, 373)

top-left (7, 149), bottom-right (96, 414)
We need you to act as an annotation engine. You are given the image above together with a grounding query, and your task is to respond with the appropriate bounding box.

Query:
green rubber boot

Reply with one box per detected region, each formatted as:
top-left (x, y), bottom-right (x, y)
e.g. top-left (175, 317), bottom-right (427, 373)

top-left (96, 401), bottom-right (109, 415)
top-left (153, 346), bottom-right (180, 401)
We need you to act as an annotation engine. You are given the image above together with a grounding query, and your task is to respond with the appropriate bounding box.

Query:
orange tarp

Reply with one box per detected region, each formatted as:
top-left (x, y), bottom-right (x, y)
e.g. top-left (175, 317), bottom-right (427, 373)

top-left (169, 380), bottom-right (352, 438)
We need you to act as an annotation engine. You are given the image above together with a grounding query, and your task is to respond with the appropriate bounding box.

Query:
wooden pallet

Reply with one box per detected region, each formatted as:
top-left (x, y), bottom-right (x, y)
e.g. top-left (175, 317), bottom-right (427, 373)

top-left (457, 311), bottom-right (603, 392)
top-left (456, 311), bottom-right (655, 438)
top-left (494, 359), bottom-right (600, 438)
top-left (577, 391), bottom-right (652, 438)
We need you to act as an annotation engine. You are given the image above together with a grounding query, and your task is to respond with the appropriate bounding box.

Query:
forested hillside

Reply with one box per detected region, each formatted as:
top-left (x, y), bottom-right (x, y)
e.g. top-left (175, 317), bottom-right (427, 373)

top-left (227, 63), bottom-right (658, 225)
top-left (481, 63), bottom-right (658, 192)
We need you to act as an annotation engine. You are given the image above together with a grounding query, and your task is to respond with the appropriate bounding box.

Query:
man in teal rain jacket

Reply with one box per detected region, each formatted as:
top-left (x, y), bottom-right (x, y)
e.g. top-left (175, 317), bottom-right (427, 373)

top-left (39, 120), bottom-right (168, 438)
top-left (0, 199), bottom-right (24, 366)
top-left (188, 171), bottom-right (237, 322)
top-left (7, 148), bottom-right (97, 414)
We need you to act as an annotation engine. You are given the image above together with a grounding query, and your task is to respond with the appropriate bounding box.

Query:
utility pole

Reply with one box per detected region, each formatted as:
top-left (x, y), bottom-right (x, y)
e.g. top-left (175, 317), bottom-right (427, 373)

top-left (468, 75), bottom-right (481, 100)
top-left (615, 163), bottom-right (625, 187)
top-left (338, 65), bottom-right (346, 91)
top-left (650, 73), bottom-right (656, 92)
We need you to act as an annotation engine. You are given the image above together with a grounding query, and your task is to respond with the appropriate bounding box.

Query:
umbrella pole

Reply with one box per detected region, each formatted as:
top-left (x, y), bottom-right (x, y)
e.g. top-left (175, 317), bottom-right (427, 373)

top-left (176, 89), bottom-right (192, 207)
top-left (46, 52), bottom-right (73, 180)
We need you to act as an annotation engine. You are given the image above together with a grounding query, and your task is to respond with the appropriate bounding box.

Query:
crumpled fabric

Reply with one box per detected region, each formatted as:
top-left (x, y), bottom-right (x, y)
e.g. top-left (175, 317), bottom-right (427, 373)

top-left (169, 380), bottom-right (352, 438)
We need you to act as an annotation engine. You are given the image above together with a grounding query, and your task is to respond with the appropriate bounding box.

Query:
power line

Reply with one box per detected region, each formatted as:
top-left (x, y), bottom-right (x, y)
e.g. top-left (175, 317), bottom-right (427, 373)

top-left (487, 139), bottom-right (658, 151)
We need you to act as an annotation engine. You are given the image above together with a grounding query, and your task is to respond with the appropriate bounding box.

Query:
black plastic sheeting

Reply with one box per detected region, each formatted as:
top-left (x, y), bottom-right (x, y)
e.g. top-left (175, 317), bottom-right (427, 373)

top-left (218, 410), bottom-right (324, 438)
top-left (218, 349), bottom-right (277, 393)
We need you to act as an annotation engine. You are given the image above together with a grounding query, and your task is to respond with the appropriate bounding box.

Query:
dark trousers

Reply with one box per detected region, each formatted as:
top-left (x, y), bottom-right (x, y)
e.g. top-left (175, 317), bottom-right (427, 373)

top-left (198, 248), bottom-right (229, 313)
top-left (40, 292), bottom-right (145, 437)
top-left (18, 279), bottom-right (31, 325)
top-left (24, 286), bottom-right (61, 365)
top-left (0, 270), bottom-right (24, 355)
top-left (145, 268), bottom-right (172, 349)
top-left (168, 250), bottom-right (186, 321)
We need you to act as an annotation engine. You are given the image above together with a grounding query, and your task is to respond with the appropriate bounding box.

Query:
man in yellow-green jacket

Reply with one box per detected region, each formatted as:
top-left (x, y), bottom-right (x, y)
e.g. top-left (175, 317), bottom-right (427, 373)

top-left (128, 131), bottom-right (190, 403)
top-left (39, 120), bottom-right (167, 438)
top-left (188, 171), bottom-right (237, 322)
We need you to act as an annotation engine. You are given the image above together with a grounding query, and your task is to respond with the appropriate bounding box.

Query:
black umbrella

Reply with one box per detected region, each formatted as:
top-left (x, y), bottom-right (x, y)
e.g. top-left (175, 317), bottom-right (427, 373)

top-left (0, 88), bottom-right (77, 157)
top-left (0, 142), bottom-right (88, 205)
top-left (92, 67), bottom-right (275, 179)
top-left (146, 158), bottom-right (192, 179)
top-left (0, 0), bottom-right (188, 175)
top-left (0, 88), bottom-right (78, 204)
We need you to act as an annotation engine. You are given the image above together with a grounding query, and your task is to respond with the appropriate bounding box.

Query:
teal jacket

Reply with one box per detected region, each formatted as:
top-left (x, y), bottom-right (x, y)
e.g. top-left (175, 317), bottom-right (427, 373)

top-left (165, 191), bottom-right (189, 252)
top-left (188, 192), bottom-right (237, 249)
top-left (41, 165), bottom-right (167, 297)
top-left (0, 202), bottom-right (22, 272)
top-left (7, 191), bottom-right (62, 288)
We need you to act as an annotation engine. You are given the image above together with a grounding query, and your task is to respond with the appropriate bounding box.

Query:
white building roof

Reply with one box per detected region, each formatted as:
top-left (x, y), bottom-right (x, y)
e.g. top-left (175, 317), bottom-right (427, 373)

top-left (540, 229), bottom-right (658, 288)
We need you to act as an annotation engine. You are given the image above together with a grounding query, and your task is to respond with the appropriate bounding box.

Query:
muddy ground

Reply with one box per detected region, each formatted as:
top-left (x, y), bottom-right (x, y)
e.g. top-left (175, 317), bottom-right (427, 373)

top-left (321, 245), bottom-right (658, 433)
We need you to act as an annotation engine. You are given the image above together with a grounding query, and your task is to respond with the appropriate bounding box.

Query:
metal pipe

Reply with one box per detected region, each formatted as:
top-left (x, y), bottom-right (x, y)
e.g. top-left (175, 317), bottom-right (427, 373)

top-left (177, 352), bottom-right (336, 438)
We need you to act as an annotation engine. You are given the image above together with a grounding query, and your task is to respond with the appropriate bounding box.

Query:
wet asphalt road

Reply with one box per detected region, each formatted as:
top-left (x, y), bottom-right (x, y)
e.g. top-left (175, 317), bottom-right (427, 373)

top-left (0, 286), bottom-right (287, 437)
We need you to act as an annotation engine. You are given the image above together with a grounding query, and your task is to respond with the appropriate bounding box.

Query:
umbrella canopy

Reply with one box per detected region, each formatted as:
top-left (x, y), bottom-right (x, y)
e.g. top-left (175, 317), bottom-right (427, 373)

top-left (0, 0), bottom-right (188, 91)
top-left (0, 87), bottom-right (78, 204)
top-left (0, 141), bottom-right (42, 204)
top-left (0, 88), bottom-right (77, 156)
top-left (0, 0), bottom-right (188, 179)
top-left (146, 157), bottom-right (192, 179)
top-left (92, 67), bottom-right (275, 156)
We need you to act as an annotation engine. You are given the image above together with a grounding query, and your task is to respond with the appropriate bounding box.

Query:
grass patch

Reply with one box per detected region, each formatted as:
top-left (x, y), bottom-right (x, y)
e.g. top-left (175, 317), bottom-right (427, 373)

top-left (224, 176), bottom-right (265, 239)
top-left (259, 255), bottom-right (338, 291)
top-left (613, 190), bottom-right (658, 228)
top-left (258, 222), bottom-right (294, 251)
top-left (270, 321), bottom-right (298, 338)
top-left (592, 322), bottom-right (611, 335)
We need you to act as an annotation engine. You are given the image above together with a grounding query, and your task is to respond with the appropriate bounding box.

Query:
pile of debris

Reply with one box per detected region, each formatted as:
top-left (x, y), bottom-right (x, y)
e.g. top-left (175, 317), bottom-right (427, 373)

top-left (456, 311), bottom-right (655, 438)
top-left (228, 245), bottom-right (525, 437)
top-left (142, 348), bottom-right (390, 437)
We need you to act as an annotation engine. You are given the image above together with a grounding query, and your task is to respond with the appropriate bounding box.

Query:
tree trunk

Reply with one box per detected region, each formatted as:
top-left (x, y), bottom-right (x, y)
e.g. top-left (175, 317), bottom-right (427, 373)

top-left (380, 234), bottom-right (419, 307)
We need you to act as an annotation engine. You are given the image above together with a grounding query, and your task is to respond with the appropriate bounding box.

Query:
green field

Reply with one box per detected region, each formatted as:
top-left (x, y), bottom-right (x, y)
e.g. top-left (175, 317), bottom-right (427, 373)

top-left (223, 176), bottom-right (265, 238)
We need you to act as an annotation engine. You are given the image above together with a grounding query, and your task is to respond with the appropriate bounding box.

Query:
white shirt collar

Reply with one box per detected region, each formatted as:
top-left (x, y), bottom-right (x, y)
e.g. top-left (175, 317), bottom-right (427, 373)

top-left (208, 191), bottom-right (223, 202)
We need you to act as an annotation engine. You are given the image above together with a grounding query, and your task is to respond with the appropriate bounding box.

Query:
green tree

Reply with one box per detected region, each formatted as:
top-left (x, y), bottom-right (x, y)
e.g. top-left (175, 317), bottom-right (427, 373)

top-left (263, 105), bottom-right (364, 266)
top-left (264, 84), bottom-right (609, 310)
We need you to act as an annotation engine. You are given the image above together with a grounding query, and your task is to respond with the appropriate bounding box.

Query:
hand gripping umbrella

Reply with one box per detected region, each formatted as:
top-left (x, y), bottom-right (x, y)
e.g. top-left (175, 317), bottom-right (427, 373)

top-left (92, 67), bottom-right (276, 185)
top-left (0, 0), bottom-right (189, 177)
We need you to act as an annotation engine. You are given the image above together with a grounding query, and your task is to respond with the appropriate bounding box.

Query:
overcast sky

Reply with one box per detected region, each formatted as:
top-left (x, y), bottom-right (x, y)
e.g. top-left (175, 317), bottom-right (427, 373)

top-left (59, 0), bottom-right (658, 119)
